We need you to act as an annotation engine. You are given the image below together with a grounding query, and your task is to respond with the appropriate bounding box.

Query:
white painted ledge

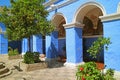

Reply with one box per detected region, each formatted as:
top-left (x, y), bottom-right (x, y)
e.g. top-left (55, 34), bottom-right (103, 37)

top-left (43, 0), bottom-right (58, 7)
top-left (100, 13), bottom-right (120, 22)
top-left (63, 22), bottom-right (84, 29)
top-left (47, 0), bottom-right (77, 12)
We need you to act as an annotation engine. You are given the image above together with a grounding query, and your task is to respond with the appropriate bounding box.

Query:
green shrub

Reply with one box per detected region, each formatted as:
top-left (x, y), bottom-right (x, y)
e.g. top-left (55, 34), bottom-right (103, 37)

top-left (24, 52), bottom-right (34, 64)
top-left (87, 37), bottom-right (111, 62)
top-left (24, 52), bottom-right (40, 64)
top-left (104, 69), bottom-right (116, 80)
top-left (76, 62), bottom-right (116, 80)
top-left (8, 47), bottom-right (19, 56)
top-left (33, 52), bottom-right (40, 63)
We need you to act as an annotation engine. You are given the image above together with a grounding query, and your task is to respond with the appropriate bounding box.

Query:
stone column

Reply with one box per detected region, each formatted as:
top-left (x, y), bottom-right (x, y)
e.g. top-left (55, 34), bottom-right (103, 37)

top-left (45, 31), bottom-right (58, 59)
top-left (100, 13), bottom-right (120, 71)
top-left (63, 22), bottom-right (84, 67)
top-left (32, 34), bottom-right (43, 54)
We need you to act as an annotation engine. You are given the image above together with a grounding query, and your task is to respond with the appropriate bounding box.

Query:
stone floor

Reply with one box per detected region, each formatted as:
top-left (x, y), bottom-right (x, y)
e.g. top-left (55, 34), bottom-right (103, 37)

top-left (0, 55), bottom-right (76, 80)
top-left (0, 54), bottom-right (120, 80)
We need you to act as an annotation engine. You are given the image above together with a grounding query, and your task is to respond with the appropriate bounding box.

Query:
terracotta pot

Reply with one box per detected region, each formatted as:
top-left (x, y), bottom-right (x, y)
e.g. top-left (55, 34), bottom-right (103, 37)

top-left (96, 62), bottom-right (104, 70)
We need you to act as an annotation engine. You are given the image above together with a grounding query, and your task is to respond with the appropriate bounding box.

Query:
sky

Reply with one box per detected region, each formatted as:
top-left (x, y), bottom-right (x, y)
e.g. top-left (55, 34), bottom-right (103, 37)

top-left (0, 0), bottom-right (10, 6)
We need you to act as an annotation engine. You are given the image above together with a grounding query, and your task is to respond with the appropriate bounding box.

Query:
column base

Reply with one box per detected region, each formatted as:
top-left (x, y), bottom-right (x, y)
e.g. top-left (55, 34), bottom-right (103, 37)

top-left (22, 52), bottom-right (25, 55)
top-left (64, 62), bottom-right (85, 68)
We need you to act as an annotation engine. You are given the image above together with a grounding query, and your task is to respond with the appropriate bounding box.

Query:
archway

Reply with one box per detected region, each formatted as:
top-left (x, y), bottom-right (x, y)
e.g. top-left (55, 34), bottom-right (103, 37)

top-left (52, 13), bottom-right (66, 62)
top-left (75, 3), bottom-right (104, 62)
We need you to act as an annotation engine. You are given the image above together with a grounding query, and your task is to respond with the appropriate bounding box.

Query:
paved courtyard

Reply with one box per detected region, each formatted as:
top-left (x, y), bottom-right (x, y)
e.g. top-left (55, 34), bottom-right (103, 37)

top-left (0, 54), bottom-right (120, 80)
top-left (0, 55), bottom-right (76, 80)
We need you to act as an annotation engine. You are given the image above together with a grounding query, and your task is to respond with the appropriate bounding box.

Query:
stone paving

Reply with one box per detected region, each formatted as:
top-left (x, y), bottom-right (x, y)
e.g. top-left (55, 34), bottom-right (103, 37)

top-left (0, 55), bottom-right (76, 80)
top-left (0, 54), bottom-right (120, 80)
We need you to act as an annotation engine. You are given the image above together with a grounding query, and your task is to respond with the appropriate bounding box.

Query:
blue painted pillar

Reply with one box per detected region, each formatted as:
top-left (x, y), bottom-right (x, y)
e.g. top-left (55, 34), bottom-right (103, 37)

top-left (0, 34), bottom-right (1, 54)
top-left (22, 38), bottom-right (28, 55)
top-left (103, 20), bottom-right (120, 71)
top-left (0, 34), bottom-right (8, 54)
top-left (32, 34), bottom-right (43, 54)
top-left (46, 31), bottom-right (58, 59)
top-left (65, 26), bottom-right (83, 64)
top-left (0, 23), bottom-right (8, 54)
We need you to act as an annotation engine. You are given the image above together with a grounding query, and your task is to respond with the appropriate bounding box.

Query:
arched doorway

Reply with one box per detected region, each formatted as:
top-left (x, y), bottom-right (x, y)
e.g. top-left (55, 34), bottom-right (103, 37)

top-left (82, 8), bottom-right (103, 62)
top-left (74, 3), bottom-right (105, 62)
top-left (52, 13), bottom-right (66, 62)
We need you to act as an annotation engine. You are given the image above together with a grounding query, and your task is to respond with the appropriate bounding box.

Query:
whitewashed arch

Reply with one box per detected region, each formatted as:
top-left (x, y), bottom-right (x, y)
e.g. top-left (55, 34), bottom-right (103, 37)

top-left (73, 1), bottom-right (106, 23)
top-left (51, 12), bottom-right (67, 29)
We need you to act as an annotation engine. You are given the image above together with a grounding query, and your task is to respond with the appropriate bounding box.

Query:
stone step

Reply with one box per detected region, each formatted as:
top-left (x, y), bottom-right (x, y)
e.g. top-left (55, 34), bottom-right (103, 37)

top-left (0, 65), bottom-right (5, 69)
top-left (0, 63), bottom-right (5, 69)
top-left (0, 69), bottom-right (12, 78)
top-left (0, 67), bottom-right (9, 75)
top-left (0, 62), bottom-right (12, 78)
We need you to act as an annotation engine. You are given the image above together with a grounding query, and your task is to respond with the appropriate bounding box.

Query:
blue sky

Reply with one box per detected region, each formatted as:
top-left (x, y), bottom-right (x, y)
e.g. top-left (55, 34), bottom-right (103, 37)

top-left (0, 0), bottom-right (10, 6)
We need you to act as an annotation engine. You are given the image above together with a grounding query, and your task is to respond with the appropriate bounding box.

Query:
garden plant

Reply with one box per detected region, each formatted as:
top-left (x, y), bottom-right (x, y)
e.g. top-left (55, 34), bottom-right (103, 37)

top-left (76, 37), bottom-right (116, 80)
top-left (87, 37), bottom-right (111, 62)
top-left (0, 0), bottom-right (55, 52)
top-left (76, 62), bottom-right (116, 80)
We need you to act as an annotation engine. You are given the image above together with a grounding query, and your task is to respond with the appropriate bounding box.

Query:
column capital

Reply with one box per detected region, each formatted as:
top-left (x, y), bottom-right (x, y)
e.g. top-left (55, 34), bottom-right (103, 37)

top-left (63, 22), bottom-right (84, 29)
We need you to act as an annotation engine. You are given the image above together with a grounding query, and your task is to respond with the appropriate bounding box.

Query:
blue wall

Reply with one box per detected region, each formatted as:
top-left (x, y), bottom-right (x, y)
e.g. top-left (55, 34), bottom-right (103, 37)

top-left (103, 20), bottom-right (120, 71)
top-left (48, 0), bottom-right (120, 23)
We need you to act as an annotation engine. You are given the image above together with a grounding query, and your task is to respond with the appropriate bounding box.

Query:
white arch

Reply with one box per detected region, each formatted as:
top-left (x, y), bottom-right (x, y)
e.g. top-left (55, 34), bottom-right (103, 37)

top-left (73, 1), bottom-right (106, 23)
top-left (51, 12), bottom-right (67, 28)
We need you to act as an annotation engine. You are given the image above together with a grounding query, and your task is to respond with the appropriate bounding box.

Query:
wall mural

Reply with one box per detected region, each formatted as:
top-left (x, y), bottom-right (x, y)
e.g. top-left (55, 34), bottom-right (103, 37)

top-left (83, 16), bottom-right (103, 36)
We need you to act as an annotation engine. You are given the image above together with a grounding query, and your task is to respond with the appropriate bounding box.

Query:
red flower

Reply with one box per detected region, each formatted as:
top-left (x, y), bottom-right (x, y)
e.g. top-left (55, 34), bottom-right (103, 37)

top-left (80, 67), bottom-right (84, 71)
top-left (82, 76), bottom-right (86, 80)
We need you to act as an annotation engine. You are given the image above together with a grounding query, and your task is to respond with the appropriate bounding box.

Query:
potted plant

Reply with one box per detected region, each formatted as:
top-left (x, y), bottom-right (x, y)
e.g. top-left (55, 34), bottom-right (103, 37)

top-left (21, 52), bottom-right (47, 71)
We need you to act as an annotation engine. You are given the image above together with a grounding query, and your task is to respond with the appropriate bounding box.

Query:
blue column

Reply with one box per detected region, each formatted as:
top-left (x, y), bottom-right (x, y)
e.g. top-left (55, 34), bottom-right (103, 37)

top-left (46, 31), bottom-right (58, 59)
top-left (32, 34), bottom-right (43, 54)
top-left (22, 38), bottom-right (28, 54)
top-left (0, 34), bottom-right (1, 54)
top-left (0, 23), bottom-right (8, 54)
top-left (65, 27), bottom-right (83, 64)
top-left (103, 20), bottom-right (120, 71)
top-left (0, 34), bottom-right (8, 54)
